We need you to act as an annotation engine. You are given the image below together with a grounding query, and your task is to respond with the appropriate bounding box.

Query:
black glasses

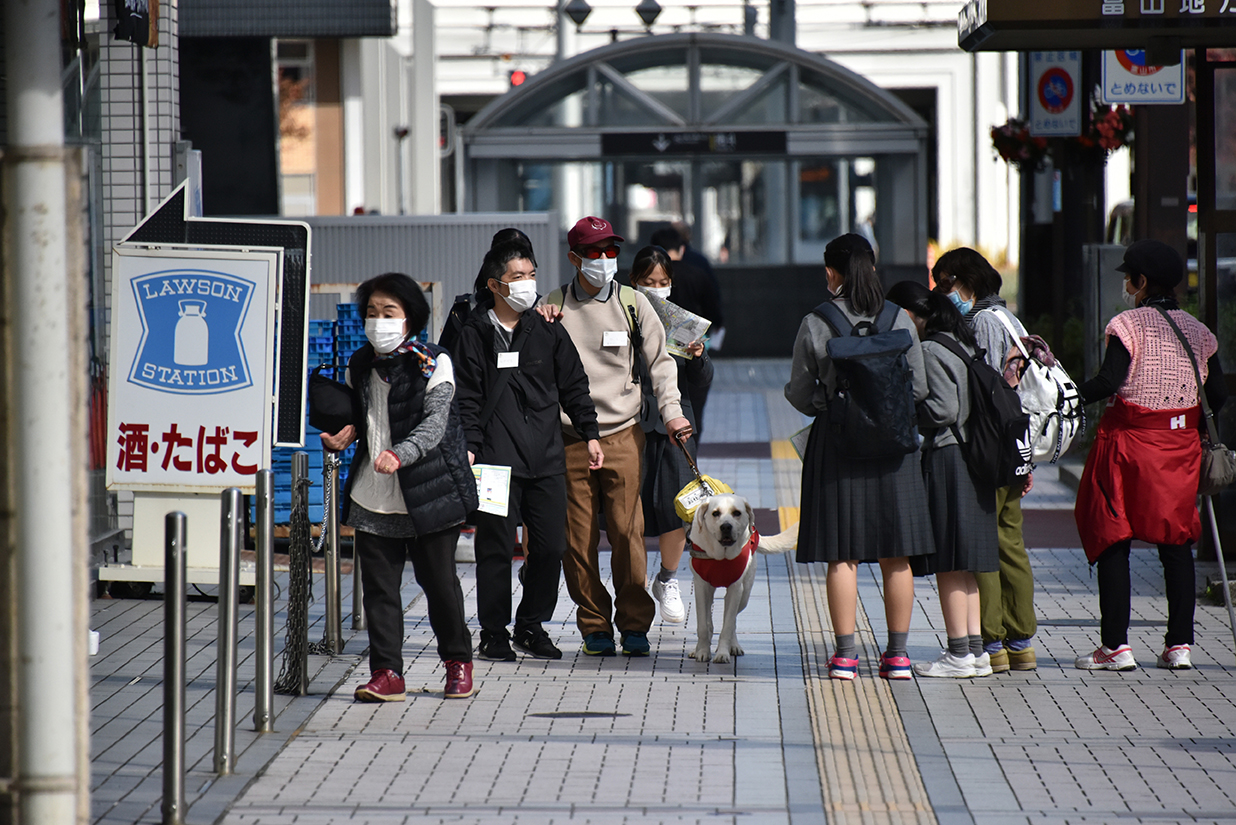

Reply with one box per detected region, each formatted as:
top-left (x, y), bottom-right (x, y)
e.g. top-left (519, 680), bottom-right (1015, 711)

top-left (577, 246), bottom-right (619, 259)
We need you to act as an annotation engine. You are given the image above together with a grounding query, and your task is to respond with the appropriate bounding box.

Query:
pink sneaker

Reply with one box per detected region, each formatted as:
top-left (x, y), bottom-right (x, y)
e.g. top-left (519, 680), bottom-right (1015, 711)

top-left (828, 654), bottom-right (859, 680)
top-left (878, 653), bottom-right (913, 680)
top-left (443, 660), bottom-right (474, 698)
top-left (354, 669), bottom-right (406, 702)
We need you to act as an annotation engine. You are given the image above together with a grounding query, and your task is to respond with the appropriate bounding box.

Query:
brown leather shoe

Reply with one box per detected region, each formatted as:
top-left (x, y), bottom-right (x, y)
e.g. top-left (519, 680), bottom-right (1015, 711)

top-left (354, 668), bottom-right (406, 702)
top-left (1008, 646), bottom-right (1037, 671)
top-left (989, 648), bottom-right (1010, 673)
top-left (443, 660), bottom-right (474, 698)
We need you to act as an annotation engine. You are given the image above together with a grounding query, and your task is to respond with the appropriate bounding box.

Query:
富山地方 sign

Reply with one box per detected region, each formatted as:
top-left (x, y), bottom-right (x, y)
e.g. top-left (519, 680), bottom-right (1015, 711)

top-left (107, 246), bottom-right (279, 493)
top-left (961, 0), bottom-right (1236, 52)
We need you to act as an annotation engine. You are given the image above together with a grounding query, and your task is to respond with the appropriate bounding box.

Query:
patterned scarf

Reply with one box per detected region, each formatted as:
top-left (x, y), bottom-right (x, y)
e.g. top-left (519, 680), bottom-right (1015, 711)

top-left (373, 338), bottom-right (436, 379)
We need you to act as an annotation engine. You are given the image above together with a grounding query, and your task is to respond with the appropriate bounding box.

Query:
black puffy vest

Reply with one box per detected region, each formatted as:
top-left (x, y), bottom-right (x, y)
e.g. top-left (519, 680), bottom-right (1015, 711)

top-left (341, 343), bottom-right (479, 536)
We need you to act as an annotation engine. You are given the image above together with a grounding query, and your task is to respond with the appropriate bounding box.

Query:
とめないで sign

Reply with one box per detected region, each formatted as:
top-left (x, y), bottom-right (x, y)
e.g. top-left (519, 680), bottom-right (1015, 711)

top-left (1030, 51), bottom-right (1082, 137)
top-left (1101, 50), bottom-right (1186, 104)
top-left (108, 246), bottom-right (279, 493)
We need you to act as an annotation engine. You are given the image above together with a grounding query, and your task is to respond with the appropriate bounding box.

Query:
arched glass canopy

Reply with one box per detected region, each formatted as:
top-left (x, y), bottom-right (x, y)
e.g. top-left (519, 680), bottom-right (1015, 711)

top-left (464, 33), bottom-right (929, 273)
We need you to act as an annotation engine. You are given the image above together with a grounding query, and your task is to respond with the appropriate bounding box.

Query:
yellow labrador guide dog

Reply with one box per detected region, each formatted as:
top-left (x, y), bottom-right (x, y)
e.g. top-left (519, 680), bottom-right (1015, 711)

top-left (687, 494), bottom-right (798, 663)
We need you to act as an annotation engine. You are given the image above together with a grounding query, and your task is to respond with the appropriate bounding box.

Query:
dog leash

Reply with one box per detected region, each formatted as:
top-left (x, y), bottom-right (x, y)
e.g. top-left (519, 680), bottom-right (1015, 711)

top-left (673, 430), bottom-right (713, 493)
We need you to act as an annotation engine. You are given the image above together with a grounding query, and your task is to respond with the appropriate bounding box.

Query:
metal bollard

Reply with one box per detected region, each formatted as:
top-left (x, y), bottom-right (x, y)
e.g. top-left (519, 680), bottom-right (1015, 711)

top-left (162, 513), bottom-right (187, 825)
top-left (253, 470), bottom-right (275, 732)
top-left (352, 547), bottom-right (366, 630)
top-left (291, 453), bottom-right (310, 695)
top-left (323, 452), bottom-right (342, 654)
top-left (214, 488), bottom-right (242, 775)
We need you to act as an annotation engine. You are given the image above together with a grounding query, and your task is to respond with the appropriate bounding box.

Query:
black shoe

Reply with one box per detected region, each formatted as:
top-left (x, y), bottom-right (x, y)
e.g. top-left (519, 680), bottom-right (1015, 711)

top-left (477, 631), bottom-right (516, 662)
top-left (513, 628), bottom-right (563, 660)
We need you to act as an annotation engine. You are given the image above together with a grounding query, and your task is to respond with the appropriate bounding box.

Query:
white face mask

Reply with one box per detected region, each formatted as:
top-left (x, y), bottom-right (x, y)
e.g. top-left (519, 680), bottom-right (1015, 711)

top-left (1122, 288), bottom-right (1139, 309)
top-left (637, 285), bottom-right (671, 301)
top-left (500, 279), bottom-right (539, 312)
top-left (365, 317), bottom-right (407, 354)
top-left (579, 256), bottom-right (618, 288)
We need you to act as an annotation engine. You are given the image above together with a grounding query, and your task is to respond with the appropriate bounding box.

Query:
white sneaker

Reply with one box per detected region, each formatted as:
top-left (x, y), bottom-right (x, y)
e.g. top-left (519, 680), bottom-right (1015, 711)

top-left (1075, 644), bottom-right (1137, 671)
top-left (913, 651), bottom-right (977, 678)
top-left (973, 651), bottom-right (994, 677)
top-left (650, 576), bottom-right (686, 623)
top-left (1156, 644), bottom-right (1192, 670)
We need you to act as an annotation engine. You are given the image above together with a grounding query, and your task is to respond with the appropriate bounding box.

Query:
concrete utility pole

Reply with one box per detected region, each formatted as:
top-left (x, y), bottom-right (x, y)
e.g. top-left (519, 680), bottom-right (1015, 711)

top-left (3, 0), bottom-right (88, 822)
top-left (410, 0), bottom-right (440, 214)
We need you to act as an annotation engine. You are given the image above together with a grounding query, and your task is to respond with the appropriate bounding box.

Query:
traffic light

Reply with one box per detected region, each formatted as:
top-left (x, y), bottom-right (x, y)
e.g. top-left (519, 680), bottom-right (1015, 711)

top-left (508, 69), bottom-right (527, 88)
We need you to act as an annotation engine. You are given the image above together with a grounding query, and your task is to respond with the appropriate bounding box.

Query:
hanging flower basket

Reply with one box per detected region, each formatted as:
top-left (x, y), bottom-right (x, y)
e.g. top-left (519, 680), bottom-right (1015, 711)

top-left (991, 105), bottom-right (1135, 170)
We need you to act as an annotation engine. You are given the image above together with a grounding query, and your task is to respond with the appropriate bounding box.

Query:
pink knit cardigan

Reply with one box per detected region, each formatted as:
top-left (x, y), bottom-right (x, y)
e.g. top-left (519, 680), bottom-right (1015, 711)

top-left (1105, 307), bottom-right (1218, 411)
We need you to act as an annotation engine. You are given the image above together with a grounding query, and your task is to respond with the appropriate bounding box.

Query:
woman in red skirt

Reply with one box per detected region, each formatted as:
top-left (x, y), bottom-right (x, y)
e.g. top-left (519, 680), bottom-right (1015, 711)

top-left (1074, 240), bottom-right (1226, 672)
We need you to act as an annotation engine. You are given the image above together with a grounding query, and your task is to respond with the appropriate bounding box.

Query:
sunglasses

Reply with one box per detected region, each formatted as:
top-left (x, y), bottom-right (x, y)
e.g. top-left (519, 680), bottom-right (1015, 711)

top-left (577, 246), bottom-right (619, 259)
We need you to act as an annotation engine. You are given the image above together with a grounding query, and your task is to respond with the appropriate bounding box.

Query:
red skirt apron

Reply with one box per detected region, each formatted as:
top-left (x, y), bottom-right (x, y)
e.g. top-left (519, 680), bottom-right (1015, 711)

top-left (1075, 397), bottom-right (1202, 563)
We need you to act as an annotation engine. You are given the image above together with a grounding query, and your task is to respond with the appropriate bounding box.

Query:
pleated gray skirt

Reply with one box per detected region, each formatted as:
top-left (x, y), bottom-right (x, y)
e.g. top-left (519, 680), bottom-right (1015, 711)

top-left (795, 420), bottom-right (935, 563)
top-left (911, 443), bottom-right (999, 576)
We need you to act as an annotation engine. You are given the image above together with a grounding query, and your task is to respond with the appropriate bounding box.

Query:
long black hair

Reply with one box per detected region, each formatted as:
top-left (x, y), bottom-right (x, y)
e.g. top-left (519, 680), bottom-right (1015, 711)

top-left (886, 279), bottom-right (977, 348)
top-left (824, 233), bottom-right (883, 316)
top-left (931, 247), bottom-right (1001, 300)
top-left (629, 245), bottom-right (674, 285)
top-left (356, 272), bottom-right (430, 337)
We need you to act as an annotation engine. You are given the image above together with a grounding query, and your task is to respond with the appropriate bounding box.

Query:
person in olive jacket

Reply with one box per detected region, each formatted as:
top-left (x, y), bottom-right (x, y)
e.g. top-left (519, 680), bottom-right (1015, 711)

top-left (453, 241), bottom-right (604, 662)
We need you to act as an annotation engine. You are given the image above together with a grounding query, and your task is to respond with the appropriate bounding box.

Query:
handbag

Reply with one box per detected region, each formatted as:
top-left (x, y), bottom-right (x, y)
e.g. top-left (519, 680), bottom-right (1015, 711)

top-left (308, 364), bottom-right (356, 435)
top-left (1154, 306), bottom-right (1236, 496)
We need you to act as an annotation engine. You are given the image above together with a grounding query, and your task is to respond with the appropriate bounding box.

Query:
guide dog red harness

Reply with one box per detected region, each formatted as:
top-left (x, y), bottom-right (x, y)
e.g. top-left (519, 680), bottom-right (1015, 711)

top-left (690, 529), bottom-right (759, 588)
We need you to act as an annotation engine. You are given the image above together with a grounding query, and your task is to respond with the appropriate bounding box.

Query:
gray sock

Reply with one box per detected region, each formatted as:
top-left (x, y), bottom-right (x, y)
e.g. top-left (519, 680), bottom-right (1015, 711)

top-left (656, 565), bottom-right (676, 583)
top-left (948, 636), bottom-right (970, 657)
top-left (969, 635), bottom-right (984, 657)
top-left (886, 631), bottom-right (908, 659)
top-left (834, 633), bottom-right (857, 659)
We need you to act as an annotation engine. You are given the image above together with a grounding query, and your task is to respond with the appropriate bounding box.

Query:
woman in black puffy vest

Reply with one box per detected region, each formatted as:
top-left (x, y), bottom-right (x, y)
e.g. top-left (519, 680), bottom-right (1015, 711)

top-left (321, 272), bottom-right (479, 702)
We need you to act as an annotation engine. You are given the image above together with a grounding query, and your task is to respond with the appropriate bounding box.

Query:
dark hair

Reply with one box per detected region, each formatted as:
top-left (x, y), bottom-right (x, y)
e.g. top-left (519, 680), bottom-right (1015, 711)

top-left (649, 227), bottom-right (683, 251)
top-left (885, 280), bottom-right (977, 349)
top-left (474, 240), bottom-right (536, 299)
top-left (355, 272), bottom-right (430, 338)
top-left (824, 233), bottom-right (883, 316)
top-left (931, 247), bottom-right (1001, 300)
top-left (629, 245), bottom-right (674, 285)
top-left (491, 227), bottom-right (537, 267)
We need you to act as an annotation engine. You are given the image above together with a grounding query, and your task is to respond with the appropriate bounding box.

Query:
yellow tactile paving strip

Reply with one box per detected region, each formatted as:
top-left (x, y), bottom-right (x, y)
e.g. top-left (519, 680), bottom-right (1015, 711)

top-left (774, 436), bottom-right (936, 825)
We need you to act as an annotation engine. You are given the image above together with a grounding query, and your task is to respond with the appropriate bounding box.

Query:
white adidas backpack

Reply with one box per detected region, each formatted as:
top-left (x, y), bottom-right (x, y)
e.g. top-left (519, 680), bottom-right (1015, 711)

top-left (988, 310), bottom-right (1084, 464)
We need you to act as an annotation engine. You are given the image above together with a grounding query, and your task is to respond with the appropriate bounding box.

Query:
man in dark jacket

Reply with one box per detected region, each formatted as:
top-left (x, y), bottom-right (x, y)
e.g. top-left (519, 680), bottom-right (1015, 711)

top-left (454, 241), bottom-right (603, 661)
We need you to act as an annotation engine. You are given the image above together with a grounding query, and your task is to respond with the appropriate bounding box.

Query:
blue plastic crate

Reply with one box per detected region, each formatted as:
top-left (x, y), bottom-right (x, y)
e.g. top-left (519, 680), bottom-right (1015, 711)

top-left (336, 303), bottom-right (359, 319)
top-left (308, 319), bottom-right (335, 335)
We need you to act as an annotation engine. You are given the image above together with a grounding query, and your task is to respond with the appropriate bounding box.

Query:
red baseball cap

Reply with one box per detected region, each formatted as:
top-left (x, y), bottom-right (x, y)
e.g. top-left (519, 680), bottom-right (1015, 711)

top-left (567, 216), bottom-right (624, 249)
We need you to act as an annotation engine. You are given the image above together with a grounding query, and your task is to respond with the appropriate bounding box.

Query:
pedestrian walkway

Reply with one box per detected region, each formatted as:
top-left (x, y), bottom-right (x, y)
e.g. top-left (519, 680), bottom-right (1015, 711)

top-left (90, 359), bottom-right (1236, 825)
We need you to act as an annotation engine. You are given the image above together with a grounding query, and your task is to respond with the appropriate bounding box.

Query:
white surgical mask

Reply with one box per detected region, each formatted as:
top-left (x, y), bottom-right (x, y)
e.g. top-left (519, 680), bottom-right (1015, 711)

top-left (365, 318), bottom-right (407, 354)
top-left (637, 285), bottom-right (672, 301)
top-left (502, 279), bottom-right (539, 312)
top-left (579, 256), bottom-right (618, 288)
top-left (1122, 288), bottom-right (1139, 309)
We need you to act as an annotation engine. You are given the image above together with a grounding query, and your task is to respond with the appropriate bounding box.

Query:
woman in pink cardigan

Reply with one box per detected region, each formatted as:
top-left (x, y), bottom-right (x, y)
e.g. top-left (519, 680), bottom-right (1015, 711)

top-left (1073, 240), bottom-right (1226, 672)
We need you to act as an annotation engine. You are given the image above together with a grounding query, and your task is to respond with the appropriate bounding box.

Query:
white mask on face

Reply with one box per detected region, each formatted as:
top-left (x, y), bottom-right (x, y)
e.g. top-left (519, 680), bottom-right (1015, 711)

top-left (501, 279), bottom-right (539, 312)
top-left (365, 318), bottom-right (406, 354)
top-left (579, 256), bottom-right (618, 288)
top-left (1122, 288), bottom-right (1139, 309)
top-left (637, 285), bottom-right (671, 301)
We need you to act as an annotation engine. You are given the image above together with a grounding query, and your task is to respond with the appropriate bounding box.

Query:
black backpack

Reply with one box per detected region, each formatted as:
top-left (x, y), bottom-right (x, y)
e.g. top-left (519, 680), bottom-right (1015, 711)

top-left (436, 293), bottom-right (473, 355)
top-left (927, 333), bottom-right (1033, 488)
top-left (812, 300), bottom-right (919, 460)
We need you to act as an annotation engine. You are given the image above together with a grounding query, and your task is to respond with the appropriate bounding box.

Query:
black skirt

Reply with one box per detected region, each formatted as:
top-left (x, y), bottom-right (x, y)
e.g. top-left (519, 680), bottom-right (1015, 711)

top-left (796, 419), bottom-right (934, 563)
top-left (641, 430), bottom-right (697, 535)
top-left (911, 443), bottom-right (999, 576)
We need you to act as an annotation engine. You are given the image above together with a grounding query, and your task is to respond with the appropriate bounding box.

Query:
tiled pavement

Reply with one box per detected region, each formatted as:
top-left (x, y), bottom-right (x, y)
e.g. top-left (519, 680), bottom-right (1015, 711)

top-left (90, 359), bottom-right (1236, 825)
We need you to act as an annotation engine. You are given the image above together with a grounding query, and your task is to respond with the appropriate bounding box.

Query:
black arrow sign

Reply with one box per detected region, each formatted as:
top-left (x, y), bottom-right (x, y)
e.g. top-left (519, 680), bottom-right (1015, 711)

top-left (121, 183), bottom-right (311, 447)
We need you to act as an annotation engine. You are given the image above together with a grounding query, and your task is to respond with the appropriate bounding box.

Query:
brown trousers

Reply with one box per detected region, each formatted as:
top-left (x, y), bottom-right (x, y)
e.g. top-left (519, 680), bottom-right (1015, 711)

top-left (562, 424), bottom-right (655, 637)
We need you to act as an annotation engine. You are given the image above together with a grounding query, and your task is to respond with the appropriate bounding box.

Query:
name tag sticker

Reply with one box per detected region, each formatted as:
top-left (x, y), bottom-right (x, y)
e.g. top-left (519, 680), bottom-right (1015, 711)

top-left (497, 351), bottom-right (519, 369)
top-left (602, 330), bottom-right (628, 347)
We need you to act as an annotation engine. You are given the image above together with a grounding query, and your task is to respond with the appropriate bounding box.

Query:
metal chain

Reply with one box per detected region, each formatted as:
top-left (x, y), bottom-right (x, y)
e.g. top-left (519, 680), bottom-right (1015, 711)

top-left (274, 474), bottom-right (314, 695)
top-left (310, 452), bottom-right (342, 553)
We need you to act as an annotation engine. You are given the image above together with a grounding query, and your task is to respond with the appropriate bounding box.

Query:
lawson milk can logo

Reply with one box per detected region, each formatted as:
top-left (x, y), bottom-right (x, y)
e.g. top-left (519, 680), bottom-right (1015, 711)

top-left (128, 269), bottom-right (256, 395)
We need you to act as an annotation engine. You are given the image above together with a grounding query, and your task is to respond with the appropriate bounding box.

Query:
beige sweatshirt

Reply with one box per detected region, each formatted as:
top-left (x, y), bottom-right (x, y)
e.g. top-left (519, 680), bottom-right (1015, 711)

top-left (556, 279), bottom-right (684, 438)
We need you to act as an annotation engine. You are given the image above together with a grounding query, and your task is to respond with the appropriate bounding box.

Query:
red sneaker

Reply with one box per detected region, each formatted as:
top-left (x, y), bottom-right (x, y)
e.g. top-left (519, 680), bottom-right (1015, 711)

top-left (354, 668), bottom-right (406, 702)
top-left (443, 660), bottom-right (474, 699)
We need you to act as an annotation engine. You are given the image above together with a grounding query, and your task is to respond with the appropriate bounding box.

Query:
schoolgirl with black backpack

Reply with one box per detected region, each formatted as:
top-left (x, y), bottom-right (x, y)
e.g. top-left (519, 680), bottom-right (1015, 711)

top-left (784, 234), bottom-right (935, 682)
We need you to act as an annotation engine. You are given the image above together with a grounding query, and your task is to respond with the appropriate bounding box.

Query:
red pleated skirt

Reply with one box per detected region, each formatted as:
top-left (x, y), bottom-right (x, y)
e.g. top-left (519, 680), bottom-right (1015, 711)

top-left (1075, 397), bottom-right (1202, 563)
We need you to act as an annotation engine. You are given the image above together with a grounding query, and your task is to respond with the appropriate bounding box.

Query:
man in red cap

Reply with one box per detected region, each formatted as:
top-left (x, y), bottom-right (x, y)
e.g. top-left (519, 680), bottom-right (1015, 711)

top-left (546, 216), bottom-right (691, 656)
